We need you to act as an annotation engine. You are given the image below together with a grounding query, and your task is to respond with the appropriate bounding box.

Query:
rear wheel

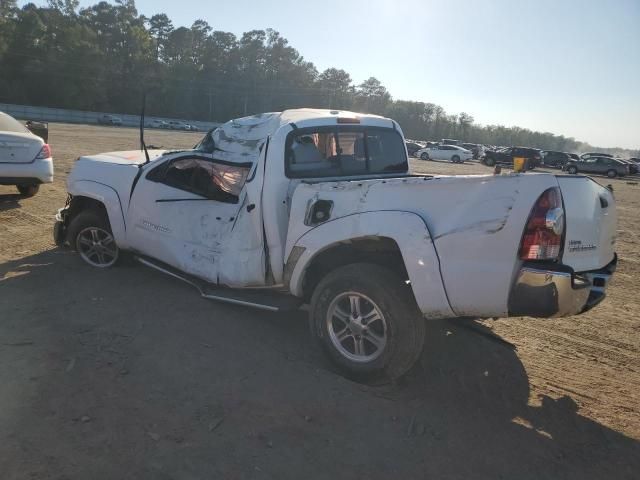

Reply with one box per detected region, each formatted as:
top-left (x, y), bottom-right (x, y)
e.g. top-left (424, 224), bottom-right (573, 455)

top-left (607, 169), bottom-right (617, 178)
top-left (67, 210), bottom-right (119, 268)
top-left (484, 157), bottom-right (495, 167)
top-left (451, 155), bottom-right (461, 163)
top-left (567, 166), bottom-right (578, 174)
top-left (420, 152), bottom-right (429, 161)
top-left (16, 184), bottom-right (40, 197)
top-left (310, 263), bottom-right (425, 381)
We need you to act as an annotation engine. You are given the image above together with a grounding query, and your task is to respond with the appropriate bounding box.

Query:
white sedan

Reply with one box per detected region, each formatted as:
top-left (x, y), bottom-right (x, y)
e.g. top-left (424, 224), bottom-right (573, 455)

top-left (0, 111), bottom-right (53, 197)
top-left (415, 145), bottom-right (473, 163)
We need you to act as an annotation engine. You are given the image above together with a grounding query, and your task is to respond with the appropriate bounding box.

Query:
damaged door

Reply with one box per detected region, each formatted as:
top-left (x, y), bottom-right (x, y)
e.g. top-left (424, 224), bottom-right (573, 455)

top-left (126, 154), bottom-right (266, 286)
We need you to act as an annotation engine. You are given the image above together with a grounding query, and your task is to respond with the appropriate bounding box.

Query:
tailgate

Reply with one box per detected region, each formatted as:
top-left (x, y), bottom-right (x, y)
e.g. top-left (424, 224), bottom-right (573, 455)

top-left (557, 176), bottom-right (616, 272)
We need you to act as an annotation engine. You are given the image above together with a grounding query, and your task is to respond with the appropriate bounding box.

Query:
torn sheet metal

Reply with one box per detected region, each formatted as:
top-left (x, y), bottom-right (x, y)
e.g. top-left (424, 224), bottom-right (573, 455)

top-left (206, 113), bottom-right (282, 164)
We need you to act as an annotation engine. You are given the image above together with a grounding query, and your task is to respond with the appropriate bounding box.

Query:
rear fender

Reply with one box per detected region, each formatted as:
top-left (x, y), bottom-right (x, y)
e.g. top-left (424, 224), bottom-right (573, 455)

top-left (68, 180), bottom-right (127, 246)
top-left (287, 211), bottom-right (454, 318)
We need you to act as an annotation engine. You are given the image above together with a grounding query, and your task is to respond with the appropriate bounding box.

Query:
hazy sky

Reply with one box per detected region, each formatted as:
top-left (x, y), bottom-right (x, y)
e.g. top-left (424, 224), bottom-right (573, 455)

top-left (23, 0), bottom-right (640, 148)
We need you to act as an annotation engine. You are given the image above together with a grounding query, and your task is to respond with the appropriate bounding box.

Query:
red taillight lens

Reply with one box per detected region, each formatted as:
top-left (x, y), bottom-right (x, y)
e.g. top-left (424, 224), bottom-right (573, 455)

top-left (35, 144), bottom-right (52, 160)
top-left (519, 187), bottom-right (564, 261)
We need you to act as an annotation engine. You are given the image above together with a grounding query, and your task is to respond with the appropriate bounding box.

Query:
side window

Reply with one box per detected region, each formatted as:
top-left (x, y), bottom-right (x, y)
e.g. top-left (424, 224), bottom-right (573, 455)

top-left (149, 157), bottom-right (250, 203)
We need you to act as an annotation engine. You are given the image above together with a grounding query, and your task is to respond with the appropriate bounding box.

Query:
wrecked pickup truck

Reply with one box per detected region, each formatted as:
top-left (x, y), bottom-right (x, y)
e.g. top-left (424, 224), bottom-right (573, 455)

top-left (54, 109), bottom-right (617, 379)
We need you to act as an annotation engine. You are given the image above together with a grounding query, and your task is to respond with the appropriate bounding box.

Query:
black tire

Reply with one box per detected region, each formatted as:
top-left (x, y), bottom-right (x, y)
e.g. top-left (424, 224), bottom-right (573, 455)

top-left (484, 157), bottom-right (495, 167)
top-left (66, 209), bottom-right (120, 268)
top-left (420, 152), bottom-right (429, 161)
top-left (16, 184), bottom-right (40, 197)
top-left (451, 155), bottom-right (461, 163)
top-left (607, 169), bottom-right (617, 178)
top-left (567, 166), bottom-right (578, 174)
top-left (310, 263), bottom-right (425, 381)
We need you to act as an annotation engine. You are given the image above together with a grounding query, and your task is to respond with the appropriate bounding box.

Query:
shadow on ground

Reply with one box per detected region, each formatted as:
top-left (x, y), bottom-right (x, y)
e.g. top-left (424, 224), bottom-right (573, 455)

top-left (0, 193), bottom-right (22, 212)
top-left (0, 250), bottom-right (638, 479)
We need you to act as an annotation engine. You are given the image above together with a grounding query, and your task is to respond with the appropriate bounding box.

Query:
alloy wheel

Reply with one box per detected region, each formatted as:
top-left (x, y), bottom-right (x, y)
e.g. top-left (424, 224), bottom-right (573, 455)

top-left (326, 292), bottom-right (388, 363)
top-left (76, 227), bottom-right (119, 267)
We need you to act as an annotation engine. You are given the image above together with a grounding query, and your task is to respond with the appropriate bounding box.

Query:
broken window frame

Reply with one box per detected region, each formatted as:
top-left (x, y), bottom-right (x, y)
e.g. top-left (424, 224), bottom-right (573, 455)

top-left (147, 155), bottom-right (252, 204)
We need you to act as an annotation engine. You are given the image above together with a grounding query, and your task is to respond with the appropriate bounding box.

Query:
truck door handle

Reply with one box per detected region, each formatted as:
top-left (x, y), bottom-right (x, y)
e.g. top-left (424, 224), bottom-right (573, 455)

top-left (247, 203), bottom-right (256, 212)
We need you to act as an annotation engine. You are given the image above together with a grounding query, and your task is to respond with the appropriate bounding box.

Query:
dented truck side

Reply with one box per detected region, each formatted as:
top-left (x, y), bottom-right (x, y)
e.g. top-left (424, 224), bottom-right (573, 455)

top-left (55, 109), bottom-right (617, 379)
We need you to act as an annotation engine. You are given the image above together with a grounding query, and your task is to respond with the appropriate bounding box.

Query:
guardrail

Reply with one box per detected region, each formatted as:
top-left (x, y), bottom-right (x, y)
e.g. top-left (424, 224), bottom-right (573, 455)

top-left (0, 103), bottom-right (221, 131)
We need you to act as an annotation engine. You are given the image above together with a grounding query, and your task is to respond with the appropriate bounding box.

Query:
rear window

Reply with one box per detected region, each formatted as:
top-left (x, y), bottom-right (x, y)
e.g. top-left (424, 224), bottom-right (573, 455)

top-left (285, 126), bottom-right (407, 178)
top-left (0, 112), bottom-right (29, 133)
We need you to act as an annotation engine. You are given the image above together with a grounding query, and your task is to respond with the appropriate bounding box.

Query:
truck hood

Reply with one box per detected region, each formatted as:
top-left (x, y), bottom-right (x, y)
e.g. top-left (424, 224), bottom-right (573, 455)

top-left (79, 149), bottom-right (167, 165)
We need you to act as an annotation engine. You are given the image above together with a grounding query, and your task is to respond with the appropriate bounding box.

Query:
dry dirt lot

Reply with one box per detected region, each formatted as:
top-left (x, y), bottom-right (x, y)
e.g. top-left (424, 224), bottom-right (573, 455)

top-left (1, 123), bottom-right (638, 479)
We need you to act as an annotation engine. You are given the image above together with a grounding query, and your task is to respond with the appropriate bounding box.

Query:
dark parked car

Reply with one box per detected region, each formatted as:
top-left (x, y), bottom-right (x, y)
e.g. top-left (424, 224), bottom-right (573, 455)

top-left (25, 120), bottom-right (49, 142)
top-left (483, 146), bottom-right (542, 169)
top-left (564, 156), bottom-right (629, 178)
top-left (542, 151), bottom-right (571, 168)
top-left (405, 141), bottom-right (424, 157)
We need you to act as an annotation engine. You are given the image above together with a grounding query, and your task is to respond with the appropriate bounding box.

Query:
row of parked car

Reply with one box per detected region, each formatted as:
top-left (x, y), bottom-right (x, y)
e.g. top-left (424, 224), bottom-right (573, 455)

top-left (98, 114), bottom-right (199, 131)
top-left (405, 139), bottom-right (639, 178)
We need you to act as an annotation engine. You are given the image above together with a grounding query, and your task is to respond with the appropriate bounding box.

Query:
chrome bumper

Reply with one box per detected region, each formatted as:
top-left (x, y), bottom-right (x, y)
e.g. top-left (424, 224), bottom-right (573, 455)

top-left (508, 255), bottom-right (617, 318)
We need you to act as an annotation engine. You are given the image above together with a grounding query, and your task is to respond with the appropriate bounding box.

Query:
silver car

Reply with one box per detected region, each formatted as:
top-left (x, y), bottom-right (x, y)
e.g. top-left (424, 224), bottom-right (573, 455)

top-left (565, 157), bottom-right (629, 178)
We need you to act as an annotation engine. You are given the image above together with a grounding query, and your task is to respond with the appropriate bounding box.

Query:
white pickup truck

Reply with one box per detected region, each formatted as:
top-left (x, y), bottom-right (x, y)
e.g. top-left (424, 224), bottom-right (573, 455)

top-left (54, 109), bottom-right (617, 379)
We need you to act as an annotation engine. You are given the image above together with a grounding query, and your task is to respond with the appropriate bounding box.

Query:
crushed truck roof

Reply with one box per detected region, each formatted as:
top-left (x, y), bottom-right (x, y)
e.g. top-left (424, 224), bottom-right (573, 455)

top-left (209, 108), bottom-right (390, 165)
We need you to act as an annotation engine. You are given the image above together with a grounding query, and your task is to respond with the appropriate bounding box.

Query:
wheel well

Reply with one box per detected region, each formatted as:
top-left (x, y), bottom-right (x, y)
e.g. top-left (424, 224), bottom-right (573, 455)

top-left (301, 237), bottom-right (409, 302)
top-left (67, 195), bottom-right (109, 224)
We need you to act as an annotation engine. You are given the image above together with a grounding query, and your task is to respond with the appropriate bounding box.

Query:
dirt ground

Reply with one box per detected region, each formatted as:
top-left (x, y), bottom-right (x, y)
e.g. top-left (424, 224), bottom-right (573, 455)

top-left (1, 123), bottom-right (638, 479)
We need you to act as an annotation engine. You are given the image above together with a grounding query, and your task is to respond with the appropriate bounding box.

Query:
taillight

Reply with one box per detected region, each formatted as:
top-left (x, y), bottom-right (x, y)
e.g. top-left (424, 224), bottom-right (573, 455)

top-left (519, 187), bottom-right (564, 261)
top-left (35, 144), bottom-right (52, 160)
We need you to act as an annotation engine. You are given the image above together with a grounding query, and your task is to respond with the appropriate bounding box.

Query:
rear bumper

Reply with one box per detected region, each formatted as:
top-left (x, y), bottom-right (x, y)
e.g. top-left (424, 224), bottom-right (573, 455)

top-left (508, 255), bottom-right (617, 318)
top-left (0, 158), bottom-right (53, 184)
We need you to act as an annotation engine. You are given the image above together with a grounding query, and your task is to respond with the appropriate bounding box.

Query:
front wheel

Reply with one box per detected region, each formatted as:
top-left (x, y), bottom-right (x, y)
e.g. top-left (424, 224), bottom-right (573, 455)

top-left (484, 157), bottom-right (496, 167)
top-left (420, 152), bottom-right (429, 161)
top-left (310, 263), bottom-right (425, 381)
top-left (567, 166), bottom-right (578, 174)
top-left (451, 155), bottom-right (461, 163)
top-left (17, 184), bottom-right (40, 197)
top-left (67, 210), bottom-right (119, 268)
top-left (607, 169), bottom-right (617, 178)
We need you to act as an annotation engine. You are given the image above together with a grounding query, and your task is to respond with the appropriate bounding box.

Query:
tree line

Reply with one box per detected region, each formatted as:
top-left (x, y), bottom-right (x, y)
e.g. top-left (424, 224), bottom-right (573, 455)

top-left (0, 0), bottom-right (636, 156)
